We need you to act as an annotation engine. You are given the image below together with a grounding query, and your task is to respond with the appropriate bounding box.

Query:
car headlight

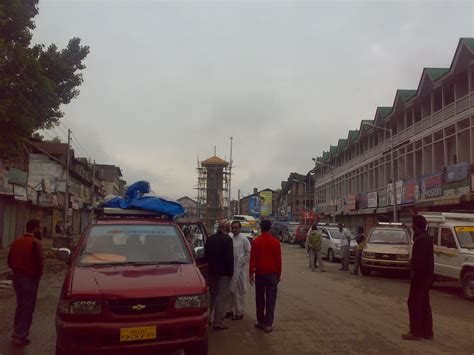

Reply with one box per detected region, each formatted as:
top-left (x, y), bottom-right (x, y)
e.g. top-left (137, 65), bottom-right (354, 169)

top-left (175, 294), bottom-right (209, 309)
top-left (363, 252), bottom-right (375, 258)
top-left (59, 299), bottom-right (102, 314)
top-left (397, 254), bottom-right (409, 260)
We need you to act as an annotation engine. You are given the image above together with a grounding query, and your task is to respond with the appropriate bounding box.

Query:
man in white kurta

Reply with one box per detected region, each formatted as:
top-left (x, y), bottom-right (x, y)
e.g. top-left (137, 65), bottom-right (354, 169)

top-left (228, 221), bottom-right (251, 320)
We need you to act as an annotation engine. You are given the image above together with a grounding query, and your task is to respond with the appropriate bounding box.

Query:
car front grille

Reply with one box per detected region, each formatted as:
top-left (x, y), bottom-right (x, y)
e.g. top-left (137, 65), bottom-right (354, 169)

top-left (108, 297), bottom-right (170, 315)
top-left (374, 253), bottom-right (397, 260)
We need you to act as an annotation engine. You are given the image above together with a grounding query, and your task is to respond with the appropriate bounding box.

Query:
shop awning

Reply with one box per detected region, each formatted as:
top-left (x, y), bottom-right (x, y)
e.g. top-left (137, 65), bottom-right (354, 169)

top-left (357, 208), bottom-right (376, 215)
top-left (415, 195), bottom-right (462, 208)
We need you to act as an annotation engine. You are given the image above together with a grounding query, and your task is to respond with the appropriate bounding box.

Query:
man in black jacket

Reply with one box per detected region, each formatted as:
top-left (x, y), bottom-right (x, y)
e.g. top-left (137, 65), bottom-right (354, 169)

top-left (205, 219), bottom-right (234, 330)
top-left (402, 215), bottom-right (434, 341)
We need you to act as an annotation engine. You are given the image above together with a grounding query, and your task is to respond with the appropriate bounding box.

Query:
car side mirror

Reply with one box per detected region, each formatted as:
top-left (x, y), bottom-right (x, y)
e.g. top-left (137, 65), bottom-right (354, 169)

top-left (57, 248), bottom-right (71, 263)
top-left (193, 246), bottom-right (205, 260)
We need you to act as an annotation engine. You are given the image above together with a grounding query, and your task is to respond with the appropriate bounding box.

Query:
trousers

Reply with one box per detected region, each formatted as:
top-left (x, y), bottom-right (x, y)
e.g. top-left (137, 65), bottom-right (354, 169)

top-left (309, 249), bottom-right (325, 271)
top-left (407, 277), bottom-right (433, 338)
top-left (209, 276), bottom-right (231, 327)
top-left (353, 249), bottom-right (362, 274)
top-left (12, 273), bottom-right (40, 339)
top-left (255, 274), bottom-right (279, 327)
top-left (340, 245), bottom-right (349, 270)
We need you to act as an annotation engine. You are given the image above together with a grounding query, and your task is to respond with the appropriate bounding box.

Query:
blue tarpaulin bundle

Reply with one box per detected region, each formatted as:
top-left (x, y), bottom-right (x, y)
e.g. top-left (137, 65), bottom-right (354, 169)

top-left (101, 180), bottom-right (185, 219)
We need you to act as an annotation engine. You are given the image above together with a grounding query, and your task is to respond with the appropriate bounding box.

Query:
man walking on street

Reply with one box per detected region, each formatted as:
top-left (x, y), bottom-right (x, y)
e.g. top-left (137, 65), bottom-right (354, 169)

top-left (227, 221), bottom-right (251, 320)
top-left (7, 219), bottom-right (44, 346)
top-left (352, 226), bottom-right (366, 275)
top-left (306, 225), bottom-right (326, 272)
top-left (250, 220), bottom-right (282, 333)
top-left (205, 219), bottom-right (234, 330)
top-left (402, 215), bottom-right (434, 341)
top-left (338, 223), bottom-right (350, 271)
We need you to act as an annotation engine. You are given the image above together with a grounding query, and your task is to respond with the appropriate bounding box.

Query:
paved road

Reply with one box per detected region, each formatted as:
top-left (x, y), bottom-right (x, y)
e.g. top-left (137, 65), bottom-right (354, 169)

top-left (0, 243), bottom-right (473, 355)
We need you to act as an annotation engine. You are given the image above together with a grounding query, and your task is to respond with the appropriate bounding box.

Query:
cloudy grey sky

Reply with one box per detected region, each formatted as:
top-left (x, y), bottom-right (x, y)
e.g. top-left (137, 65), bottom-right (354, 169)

top-left (36, 0), bottom-right (473, 199)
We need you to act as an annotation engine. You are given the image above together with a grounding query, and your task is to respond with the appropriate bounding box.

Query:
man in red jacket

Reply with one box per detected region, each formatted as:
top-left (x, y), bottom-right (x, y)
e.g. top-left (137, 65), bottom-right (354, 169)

top-left (249, 219), bottom-right (282, 333)
top-left (7, 219), bottom-right (44, 346)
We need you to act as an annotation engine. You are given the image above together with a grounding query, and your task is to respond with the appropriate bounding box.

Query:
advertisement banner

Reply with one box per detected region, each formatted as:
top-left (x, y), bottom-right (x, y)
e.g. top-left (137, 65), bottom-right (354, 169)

top-left (259, 191), bottom-right (273, 217)
top-left (345, 194), bottom-right (357, 211)
top-left (358, 193), bottom-right (368, 209)
top-left (8, 167), bottom-right (28, 187)
top-left (420, 173), bottom-right (443, 199)
top-left (443, 178), bottom-right (470, 197)
top-left (402, 179), bottom-right (418, 204)
top-left (248, 195), bottom-right (261, 218)
top-left (388, 181), bottom-right (403, 205)
top-left (444, 162), bottom-right (469, 184)
top-left (368, 192), bottom-right (378, 208)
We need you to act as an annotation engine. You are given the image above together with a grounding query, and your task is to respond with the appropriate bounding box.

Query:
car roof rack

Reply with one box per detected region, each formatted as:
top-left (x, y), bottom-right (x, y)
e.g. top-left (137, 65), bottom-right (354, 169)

top-left (420, 212), bottom-right (474, 223)
top-left (377, 222), bottom-right (405, 226)
top-left (94, 207), bottom-right (171, 220)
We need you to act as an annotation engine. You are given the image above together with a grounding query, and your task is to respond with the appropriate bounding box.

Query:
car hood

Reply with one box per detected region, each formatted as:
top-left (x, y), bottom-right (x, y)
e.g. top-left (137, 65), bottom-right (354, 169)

top-left (67, 264), bottom-right (205, 299)
top-left (364, 244), bottom-right (410, 254)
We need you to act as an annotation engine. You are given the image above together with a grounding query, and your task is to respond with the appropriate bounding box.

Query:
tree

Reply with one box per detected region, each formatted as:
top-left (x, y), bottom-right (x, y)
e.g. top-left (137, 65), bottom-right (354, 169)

top-left (0, 0), bottom-right (89, 153)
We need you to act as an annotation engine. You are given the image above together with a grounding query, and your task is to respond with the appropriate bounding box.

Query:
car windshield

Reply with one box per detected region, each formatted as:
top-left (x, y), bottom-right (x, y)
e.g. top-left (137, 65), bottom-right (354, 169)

top-left (454, 227), bottom-right (474, 249)
top-left (368, 229), bottom-right (408, 245)
top-left (328, 228), bottom-right (355, 240)
top-left (77, 224), bottom-right (192, 266)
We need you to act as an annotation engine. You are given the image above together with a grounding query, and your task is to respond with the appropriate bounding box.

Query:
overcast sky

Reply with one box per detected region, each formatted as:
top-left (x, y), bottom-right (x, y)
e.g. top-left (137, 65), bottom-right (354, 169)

top-left (36, 0), bottom-right (473, 199)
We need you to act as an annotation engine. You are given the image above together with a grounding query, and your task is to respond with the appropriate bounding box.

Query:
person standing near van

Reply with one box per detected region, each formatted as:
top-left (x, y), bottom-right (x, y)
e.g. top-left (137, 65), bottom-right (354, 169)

top-left (306, 226), bottom-right (326, 272)
top-left (205, 220), bottom-right (234, 330)
top-left (250, 220), bottom-right (282, 333)
top-left (7, 219), bottom-right (44, 346)
top-left (338, 223), bottom-right (350, 271)
top-left (352, 226), bottom-right (366, 275)
top-left (402, 215), bottom-right (434, 341)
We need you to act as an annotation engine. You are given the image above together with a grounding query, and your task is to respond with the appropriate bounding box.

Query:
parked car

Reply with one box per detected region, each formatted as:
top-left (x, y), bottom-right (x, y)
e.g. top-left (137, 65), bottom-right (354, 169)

top-left (283, 222), bottom-right (299, 243)
top-left (318, 225), bottom-right (357, 262)
top-left (422, 212), bottom-right (474, 301)
top-left (176, 219), bottom-right (209, 281)
top-left (360, 222), bottom-right (412, 276)
top-left (236, 221), bottom-right (257, 243)
top-left (55, 208), bottom-right (209, 355)
top-left (290, 224), bottom-right (311, 248)
top-left (232, 215), bottom-right (258, 233)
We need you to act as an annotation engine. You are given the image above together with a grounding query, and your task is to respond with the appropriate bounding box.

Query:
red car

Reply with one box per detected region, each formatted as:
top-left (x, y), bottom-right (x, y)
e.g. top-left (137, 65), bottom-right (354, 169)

top-left (290, 224), bottom-right (311, 248)
top-left (55, 208), bottom-right (208, 355)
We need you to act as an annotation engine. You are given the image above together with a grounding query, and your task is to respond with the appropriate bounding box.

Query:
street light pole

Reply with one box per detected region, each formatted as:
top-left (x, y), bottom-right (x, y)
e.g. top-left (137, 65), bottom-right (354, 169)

top-left (361, 122), bottom-right (397, 222)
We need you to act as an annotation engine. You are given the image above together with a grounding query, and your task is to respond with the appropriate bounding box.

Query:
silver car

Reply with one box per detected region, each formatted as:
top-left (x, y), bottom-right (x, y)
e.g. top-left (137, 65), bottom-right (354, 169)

top-left (319, 226), bottom-right (357, 262)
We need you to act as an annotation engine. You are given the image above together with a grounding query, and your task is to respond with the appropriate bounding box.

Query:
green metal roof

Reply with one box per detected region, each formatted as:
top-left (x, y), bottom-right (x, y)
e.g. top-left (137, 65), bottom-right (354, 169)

top-left (461, 38), bottom-right (474, 52)
top-left (377, 107), bottom-right (392, 118)
top-left (348, 130), bottom-right (359, 141)
top-left (424, 68), bottom-right (449, 82)
top-left (330, 145), bottom-right (337, 154)
top-left (397, 89), bottom-right (417, 102)
top-left (338, 138), bottom-right (348, 149)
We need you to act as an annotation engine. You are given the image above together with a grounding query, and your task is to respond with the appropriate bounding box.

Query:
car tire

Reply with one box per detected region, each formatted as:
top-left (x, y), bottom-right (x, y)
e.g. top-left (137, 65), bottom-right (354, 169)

top-left (360, 265), bottom-right (372, 276)
top-left (328, 249), bottom-right (334, 262)
top-left (462, 270), bottom-right (474, 301)
top-left (186, 337), bottom-right (208, 355)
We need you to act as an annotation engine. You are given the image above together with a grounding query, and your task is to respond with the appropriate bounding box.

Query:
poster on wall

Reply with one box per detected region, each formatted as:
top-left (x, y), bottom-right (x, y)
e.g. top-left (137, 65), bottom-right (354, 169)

top-left (368, 192), bottom-right (378, 208)
top-left (379, 189), bottom-right (388, 207)
top-left (248, 195), bottom-right (261, 218)
top-left (402, 179), bottom-right (418, 204)
top-left (259, 190), bottom-right (273, 217)
top-left (420, 173), bottom-right (443, 199)
top-left (358, 193), bottom-right (368, 209)
top-left (443, 178), bottom-right (470, 197)
top-left (345, 194), bottom-right (357, 210)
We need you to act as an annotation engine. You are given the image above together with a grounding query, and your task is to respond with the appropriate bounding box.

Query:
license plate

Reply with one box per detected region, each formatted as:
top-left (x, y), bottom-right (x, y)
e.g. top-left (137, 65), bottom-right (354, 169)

top-left (120, 326), bottom-right (156, 342)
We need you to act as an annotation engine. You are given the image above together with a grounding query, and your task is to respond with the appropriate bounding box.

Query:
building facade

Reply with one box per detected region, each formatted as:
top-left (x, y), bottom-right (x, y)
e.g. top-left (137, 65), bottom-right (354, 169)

top-left (239, 188), bottom-right (279, 220)
top-left (277, 173), bottom-right (314, 222)
top-left (177, 196), bottom-right (198, 219)
top-left (313, 38), bottom-right (474, 231)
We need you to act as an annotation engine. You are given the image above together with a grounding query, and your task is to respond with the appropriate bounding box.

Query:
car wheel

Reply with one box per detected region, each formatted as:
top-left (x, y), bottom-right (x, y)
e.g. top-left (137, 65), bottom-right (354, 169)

top-left (360, 265), bottom-right (372, 276)
top-left (328, 249), bottom-right (334, 262)
top-left (462, 270), bottom-right (474, 301)
top-left (186, 337), bottom-right (208, 355)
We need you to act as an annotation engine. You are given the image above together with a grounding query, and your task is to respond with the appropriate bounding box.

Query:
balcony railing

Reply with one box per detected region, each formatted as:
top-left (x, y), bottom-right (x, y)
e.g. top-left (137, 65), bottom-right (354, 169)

top-left (456, 94), bottom-right (469, 114)
top-left (444, 102), bottom-right (455, 118)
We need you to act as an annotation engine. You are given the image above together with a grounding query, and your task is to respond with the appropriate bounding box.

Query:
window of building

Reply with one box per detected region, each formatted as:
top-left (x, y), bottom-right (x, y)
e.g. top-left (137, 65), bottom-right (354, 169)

top-left (457, 129), bottom-right (470, 163)
top-left (444, 81), bottom-right (455, 105)
top-left (413, 102), bottom-right (422, 123)
top-left (428, 227), bottom-right (439, 245)
top-left (440, 228), bottom-right (457, 249)
top-left (433, 87), bottom-right (442, 112)
top-left (406, 107), bottom-right (413, 128)
top-left (446, 136), bottom-right (457, 165)
top-left (455, 72), bottom-right (469, 98)
top-left (421, 95), bottom-right (431, 118)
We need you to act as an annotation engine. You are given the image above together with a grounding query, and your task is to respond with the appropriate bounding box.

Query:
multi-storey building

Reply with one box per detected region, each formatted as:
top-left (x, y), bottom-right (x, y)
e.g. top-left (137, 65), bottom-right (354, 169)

top-left (277, 173), bottom-right (314, 222)
top-left (313, 38), bottom-right (474, 231)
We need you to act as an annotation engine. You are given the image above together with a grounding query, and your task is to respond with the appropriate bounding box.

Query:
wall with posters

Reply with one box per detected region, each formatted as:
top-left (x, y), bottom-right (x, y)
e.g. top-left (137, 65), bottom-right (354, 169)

top-left (420, 173), bottom-right (443, 199)
top-left (259, 190), bottom-right (273, 217)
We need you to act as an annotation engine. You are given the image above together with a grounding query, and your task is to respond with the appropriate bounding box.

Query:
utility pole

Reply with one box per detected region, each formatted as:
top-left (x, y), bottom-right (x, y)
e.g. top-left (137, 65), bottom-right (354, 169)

top-left (228, 137), bottom-right (233, 218)
top-left (63, 129), bottom-right (71, 238)
top-left (90, 160), bottom-right (96, 206)
top-left (237, 189), bottom-right (241, 214)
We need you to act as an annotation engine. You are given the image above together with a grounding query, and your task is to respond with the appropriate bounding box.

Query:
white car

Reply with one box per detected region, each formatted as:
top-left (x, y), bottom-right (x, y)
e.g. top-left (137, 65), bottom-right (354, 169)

top-left (422, 212), bottom-right (474, 301)
top-left (318, 225), bottom-right (357, 262)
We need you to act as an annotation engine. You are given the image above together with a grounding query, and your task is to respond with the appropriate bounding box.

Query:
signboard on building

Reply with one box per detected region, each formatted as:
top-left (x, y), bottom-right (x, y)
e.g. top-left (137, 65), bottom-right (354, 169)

top-left (345, 194), bottom-right (357, 211)
top-left (402, 179), bottom-right (418, 204)
top-left (259, 190), bottom-right (273, 217)
top-left (358, 193), bottom-right (368, 209)
top-left (444, 162), bottom-right (469, 184)
top-left (443, 178), bottom-right (470, 197)
top-left (14, 185), bottom-right (27, 201)
top-left (388, 181), bottom-right (403, 205)
top-left (8, 168), bottom-right (28, 187)
top-left (368, 192), bottom-right (378, 208)
top-left (420, 173), bottom-right (443, 199)
top-left (378, 189), bottom-right (388, 207)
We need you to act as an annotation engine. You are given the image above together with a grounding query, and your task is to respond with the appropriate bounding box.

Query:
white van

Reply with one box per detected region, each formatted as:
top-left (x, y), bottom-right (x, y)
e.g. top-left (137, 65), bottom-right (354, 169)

top-left (422, 212), bottom-right (474, 301)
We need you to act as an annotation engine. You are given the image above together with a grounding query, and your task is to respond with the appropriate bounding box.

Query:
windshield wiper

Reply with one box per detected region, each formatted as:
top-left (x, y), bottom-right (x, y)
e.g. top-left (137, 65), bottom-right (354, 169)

top-left (83, 261), bottom-right (160, 267)
top-left (157, 261), bottom-right (191, 265)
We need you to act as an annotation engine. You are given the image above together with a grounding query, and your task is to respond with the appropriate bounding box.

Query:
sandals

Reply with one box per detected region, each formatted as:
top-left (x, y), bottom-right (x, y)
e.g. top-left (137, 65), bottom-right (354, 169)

top-left (212, 325), bottom-right (229, 331)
